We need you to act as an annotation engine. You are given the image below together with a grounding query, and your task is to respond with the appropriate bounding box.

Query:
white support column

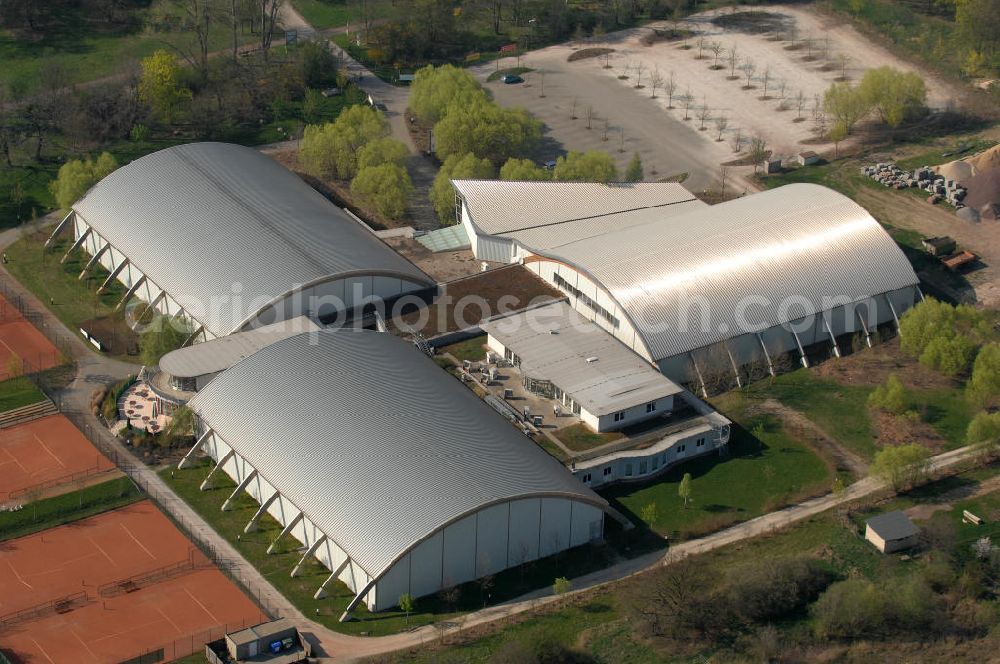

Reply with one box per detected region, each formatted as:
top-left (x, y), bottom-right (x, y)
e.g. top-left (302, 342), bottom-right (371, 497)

top-left (755, 333), bottom-right (776, 377)
top-left (245, 491), bottom-right (280, 533)
top-left (342, 579), bottom-right (378, 622)
top-left (314, 557), bottom-right (352, 599)
top-left (200, 449), bottom-right (235, 491)
top-left (688, 352), bottom-right (708, 398)
top-left (916, 285), bottom-right (925, 302)
top-left (855, 309), bottom-right (873, 348)
top-left (291, 534), bottom-right (327, 577)
top-left (222, 468), bottom-right (258, 511)
top-left (78, 241), bottom-right (110, 279)
top-left (60, 226), bottom-right (91, 264)
top-left (131, 290), bottom-right (166, 331)
top-left (184, 325), bottom-right (204, 346)
top-left (97, 258), bottom-right (129, 294)
top-left (115, 275), bottom-right (146, 312)
top-left (884, 293), bottom-right (901, 333)
top-left (267, 511), bottom-right (304, 555)
top-left (722, 341), bottom-right (742, 388)
top-left (790, 328), bottom-right (809, 368)
top-left (820, 312), bottom-right (841, 358)
top-left (178, 428), bottom-right (213, 469)
top-left (44, 211), bottom-right (75, 249)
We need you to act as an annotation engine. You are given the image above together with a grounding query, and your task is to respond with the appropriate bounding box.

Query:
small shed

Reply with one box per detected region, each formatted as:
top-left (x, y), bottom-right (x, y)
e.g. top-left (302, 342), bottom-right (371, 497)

top-left (766, 156), bottom-right (783, 174)
top-left (797, 151), bottom-right (820, 166)
top-left (865, 511), bottom-right (919, 553)
top-left (921, 236), bottom-right (957, 256)
top-left (206, 618), bottom-right (309, 664)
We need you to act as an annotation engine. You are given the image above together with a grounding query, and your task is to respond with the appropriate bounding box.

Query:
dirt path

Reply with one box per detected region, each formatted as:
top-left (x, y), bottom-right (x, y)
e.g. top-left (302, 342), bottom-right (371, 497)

top-left (906, 472), bottom-right (1000, 520)
top-left (750, 398), bottom-right (870, 478)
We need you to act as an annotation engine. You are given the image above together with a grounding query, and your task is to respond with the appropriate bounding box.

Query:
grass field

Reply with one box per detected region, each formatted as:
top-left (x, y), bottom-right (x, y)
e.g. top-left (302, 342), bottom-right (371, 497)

top-left (4, 228), bottom-right (135, 357)
top-left (554, 423), bottom-right (624, 452)
top-left (0, 377), bottom-right (46, 412)
top-left (0, 477), bottom-right (140, 542)
top-left (601, 410), bottom-right (832, 539)
top-left (439, 336), bottom-right (488, 363)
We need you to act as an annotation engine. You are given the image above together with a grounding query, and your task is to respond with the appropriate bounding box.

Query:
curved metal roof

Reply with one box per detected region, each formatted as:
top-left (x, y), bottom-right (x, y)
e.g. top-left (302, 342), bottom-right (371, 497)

top-left (73, 143), bottom-right (433, 337)
top-left (515, 183), bottom-right (918, 362)
top-left (187, 329), bottom-right (609, 578)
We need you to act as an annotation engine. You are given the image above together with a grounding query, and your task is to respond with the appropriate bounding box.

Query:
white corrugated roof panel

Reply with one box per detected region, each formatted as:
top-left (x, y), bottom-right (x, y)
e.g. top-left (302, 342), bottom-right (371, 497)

top-left (74, 143), bottom-right (433, 337)
top-left (481, 301), bottom-right (682, 416)
top-left (187, 329), bottom-right (610, 578)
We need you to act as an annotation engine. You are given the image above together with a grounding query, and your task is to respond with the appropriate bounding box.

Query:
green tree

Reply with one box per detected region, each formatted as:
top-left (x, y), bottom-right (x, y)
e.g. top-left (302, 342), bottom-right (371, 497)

top-left (499, 157), bottom-right (552, 181)
top-left (899, 298), bottom-right (990, 374)
top-left (822, 81), bottom-right (869, 135)
top-left (357, 137), bottom-right (410, 170)
top-left (857, 66), bottom-right (927, 128)
top-left (410, 64), bottom-right (486, 124)
top-left (553, 576), bottom-right (572, 595)
top-left (553, 151), bottom-right (618, 182)
top-left (919, 334), bottom-right (979, 376)
top-left (871, 443), bottom-right (931, 492)
top-left (955, 0), bottom-right (1000, 61)
top-left (160, 405), bottom-right (194, 448)
top-left (398, 593), bottom-right (415, 624)
top-left (297, 40), bottom-right (339, 88)
top-left (639, 502), bottom-right (659, 526)
top-left (624, 152), bottom-right (644, 182)
top-left (867, 374), bottom-right (907, 414)
top-left (138, 50), bottom-right (193, 124)
top-left (350, 163), bottom-right (413, 219)
top-left (966, 411), bottom-right (1000, 459)
top-left (968, 342), bottom-right (1000, 408)
top-left (49, 152), bottom-right (118, 211)
top-left (139, 315), bottom-right (191, 367)
top-left (678, 472), bottom-right (693, 508)
top-left (430, 153), bottom-right (496, 223)
top-left (433, 97), bottom-right (542, 164)
top-left (299, 105), bottom-right (390, 180)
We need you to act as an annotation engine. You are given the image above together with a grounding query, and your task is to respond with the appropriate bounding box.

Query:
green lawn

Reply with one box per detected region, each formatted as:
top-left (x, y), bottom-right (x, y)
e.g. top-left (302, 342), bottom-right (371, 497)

top-left (907, 386), bottom-right (976, 449)
top-left (291, 0), bottom-right (393, 30)
top-left (554, 423), bottom-right (624, 452)
top-left (439, 335), bottom-right (488, 363)
top-left (741, 369), bottom-right (878, 460)
top-left (0, 477), bottom-right (138, 542)
top-left (5, 228), bottom-right (135, 357)
top-left (601, 409), bottom-right (832, 539)
top-left (0, 377), bottom-right (46, 412)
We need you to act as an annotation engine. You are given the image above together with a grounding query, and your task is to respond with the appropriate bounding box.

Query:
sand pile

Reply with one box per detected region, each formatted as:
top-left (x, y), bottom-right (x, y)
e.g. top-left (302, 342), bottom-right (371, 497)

top-left (936, 159), bottom-right (976, 183)
top-left (963, 169), bottom-right (1000, 213)
top-left (967, 144), bottom-right (1000, 173)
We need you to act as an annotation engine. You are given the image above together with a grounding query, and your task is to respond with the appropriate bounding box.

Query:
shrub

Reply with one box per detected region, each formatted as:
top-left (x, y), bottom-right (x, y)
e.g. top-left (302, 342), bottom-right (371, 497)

top-left (299, 105), bottom-right (389, 180)
top-left (553, 151), bottom-right (618, 182)
top-left (410, 64), bottom-right (486, 124)
top-left (49, 153), bottom-right (118, 210)
top-left (350, 163), bottom-right (413, 219)
top-left (430, 153), bottom-right (496, 223)
top-left (871, 443), bottom-right (931, 491)
top-left (967, 342), bottom-right (1000, 408)
top-left (726, 556), bottom-right (834, 622)
top-left (867, 373), bottom-right (907, 414)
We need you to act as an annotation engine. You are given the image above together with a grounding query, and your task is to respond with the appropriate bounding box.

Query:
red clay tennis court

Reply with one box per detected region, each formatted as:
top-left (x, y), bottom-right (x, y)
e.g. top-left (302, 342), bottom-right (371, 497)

top-left (0, 414), bottom-right (115, 501)
top-left (0, 294), bottom-right (63, 378)
top-left (0, 501), bottom-right (266, 664)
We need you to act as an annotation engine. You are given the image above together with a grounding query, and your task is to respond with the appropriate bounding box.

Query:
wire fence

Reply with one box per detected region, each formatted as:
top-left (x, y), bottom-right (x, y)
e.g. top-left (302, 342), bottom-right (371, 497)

top-left (0, 592), bottom-right (89, 629)
top-left (0, 279), bottom-right (76, 400)
top-left (117, 615), bottom-right (270, 664)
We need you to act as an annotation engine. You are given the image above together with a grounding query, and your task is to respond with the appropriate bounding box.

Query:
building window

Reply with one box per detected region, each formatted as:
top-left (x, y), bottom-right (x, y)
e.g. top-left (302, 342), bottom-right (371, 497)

top-left (552, 273), bottom-right (620, 329)
top-left (646, 401), bottom-right (657, 413)
top-left (678, 444), bottom-right (686, 453)
top-left (639, 461), bottom-right (647, 474)
top-left (696, 437), bottom-right (705, 447)
top-left (652, 456), bottom-right (659, 470)
top-left (613, 411), bottom-right (626, 423)
top-left (582, 473), bottom-right (592, 483)
top-left (603, 466), bottom-right (612, 476)
top-left (625, 463), bottom-right (633, 477)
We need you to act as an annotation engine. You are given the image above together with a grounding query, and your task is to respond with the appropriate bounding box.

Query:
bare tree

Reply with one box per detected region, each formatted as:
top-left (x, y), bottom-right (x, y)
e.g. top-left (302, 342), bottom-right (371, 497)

top-left (710, 41), bottom-right (725, 69)
top-left (650, 66), bottom-right (664, 98)
top-left (634, 62), bottom-right (647, 88)
top-left (777, 79), bottom-right (787, 100)
top-left (697, 98), bottom-right (711, 130)
top-left (586, 105), bottom-right (593, 129)
top-left (602, 117), bottom-right (610, 141)
top-left (571, 96), bottom-right (578, 119)
top-left (720, 164), bottom-right (730, 198)
top-left (727, 44), bottom-right (739, 79)
top-left (794, 90), bottom-right (806, 121)
top-left (741, 59), bottom-right (756, 89)
top-left (619, 59), bottom-right (631, 78)
top-left (821, 37), bottom-right (831, 61)
top-left (539, 69), bottom-right (545, 97)
top-left (714, 114), bottom-right (729, 141)
top-left (731, 126), bottom-right (743, 152)
top-left (696, 35), bottom-right (707, 59)
top-left (258, 0), bottom-right (281, 60)
top-left (604, 51), bottom-right (613, 69)
top-left (664, 71), bottom-right (678, 108)
top-left (836, 53), bottom-right (851, 81)
top-left (804, 36), bottom-right (814, 59)
top-left (760, 66), bottom-right (771, 99)
top-left (682, 89), bottom-right (694, 120)
top-left (748, 135), bottom-right (769, 174)
top-left (619, 127), bottom-right (625, 153)
top-left (811, 93), bottom-right (822, 120)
